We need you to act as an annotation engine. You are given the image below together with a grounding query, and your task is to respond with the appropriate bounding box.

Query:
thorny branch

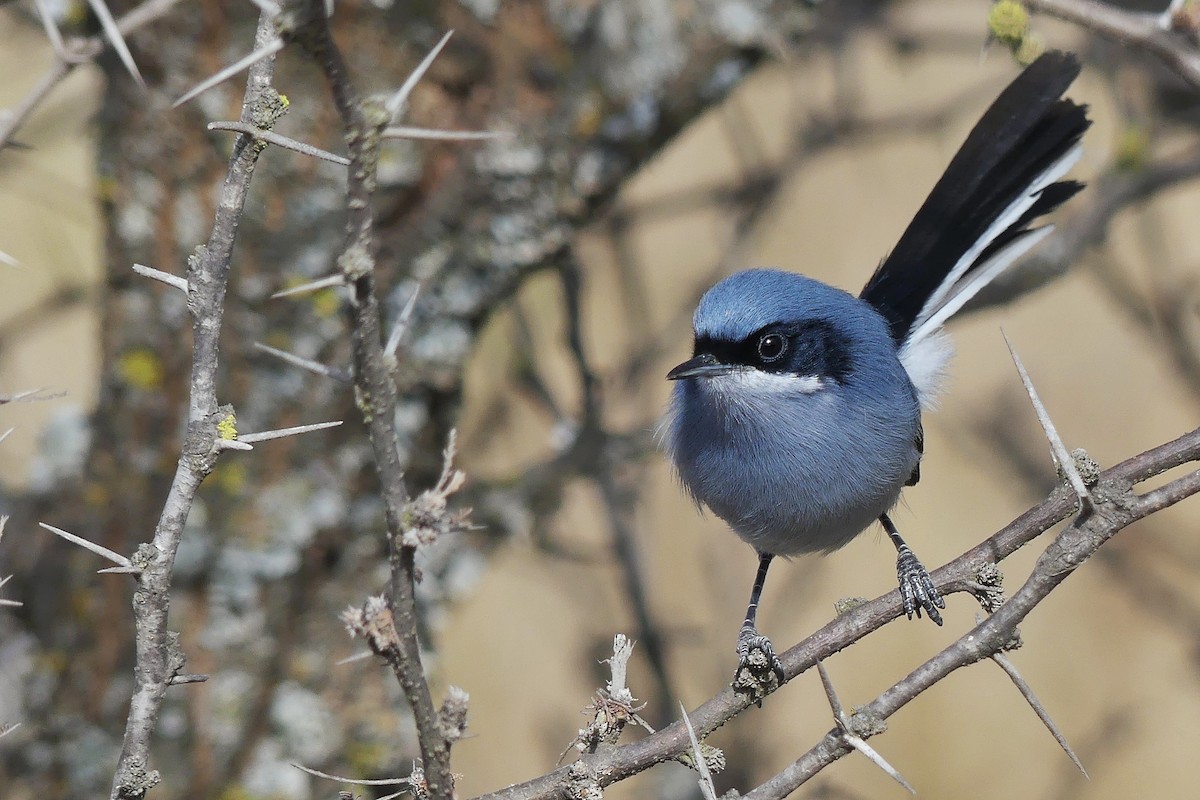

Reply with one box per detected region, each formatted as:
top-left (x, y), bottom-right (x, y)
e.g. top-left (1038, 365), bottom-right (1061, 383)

top-left (291, 2), bottom-right (461, 796)
top-left (109, 12), bottom-right (283, 800)
top-left (473, 426), bottom-right (1200, 799)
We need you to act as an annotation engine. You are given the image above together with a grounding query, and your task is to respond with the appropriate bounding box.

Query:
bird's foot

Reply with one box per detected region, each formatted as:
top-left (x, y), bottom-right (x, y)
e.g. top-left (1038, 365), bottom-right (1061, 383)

top-left (732, 623), bottom-right (785, 701)
top-left (896, 546), bottom-right (945, 625)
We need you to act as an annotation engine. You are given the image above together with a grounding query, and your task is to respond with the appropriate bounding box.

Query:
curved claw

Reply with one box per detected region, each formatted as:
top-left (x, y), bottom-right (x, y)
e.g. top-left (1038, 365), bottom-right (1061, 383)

top-left (732, 624), bottom-right (785, 701)
top-left (897, 547), bottom-right (945, 625)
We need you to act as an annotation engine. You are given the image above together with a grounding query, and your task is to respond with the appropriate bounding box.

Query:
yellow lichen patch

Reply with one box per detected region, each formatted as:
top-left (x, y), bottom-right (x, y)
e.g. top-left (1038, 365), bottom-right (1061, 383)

top-left (217, 412), bottom-right (238, 441)
top-left (118, 348), bottom-right (164, 390)
top-left (312, 287), bottom-right (341, 318)
top-left (988, 1), bottom-right (1030, 48)
top-left (1115, 124), bottom-right (1151, 170)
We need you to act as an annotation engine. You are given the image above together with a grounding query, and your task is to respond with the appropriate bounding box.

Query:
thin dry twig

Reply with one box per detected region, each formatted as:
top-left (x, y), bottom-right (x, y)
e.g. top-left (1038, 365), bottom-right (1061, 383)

top-left (1026, 0), bottom-right (1200, 88)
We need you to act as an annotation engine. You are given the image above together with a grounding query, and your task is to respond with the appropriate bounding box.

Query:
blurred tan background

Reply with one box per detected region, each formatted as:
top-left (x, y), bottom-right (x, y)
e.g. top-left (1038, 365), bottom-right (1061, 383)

top-left (4, 1), bottom-right (1200, 799)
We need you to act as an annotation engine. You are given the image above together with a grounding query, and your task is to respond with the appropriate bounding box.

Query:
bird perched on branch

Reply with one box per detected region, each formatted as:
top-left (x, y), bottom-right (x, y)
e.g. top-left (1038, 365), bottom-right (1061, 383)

top-left (663, 51), bottom-right (1091, 690)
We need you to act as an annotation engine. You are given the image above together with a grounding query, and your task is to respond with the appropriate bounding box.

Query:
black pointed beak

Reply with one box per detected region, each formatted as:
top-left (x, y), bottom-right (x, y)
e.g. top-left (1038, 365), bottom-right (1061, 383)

top-left (667, 353), bottom-right (734, 380)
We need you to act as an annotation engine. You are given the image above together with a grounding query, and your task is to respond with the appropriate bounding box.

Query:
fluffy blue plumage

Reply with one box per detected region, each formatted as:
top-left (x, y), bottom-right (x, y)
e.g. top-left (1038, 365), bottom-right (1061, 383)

top-left (665, 269), bottom-right (921, 555)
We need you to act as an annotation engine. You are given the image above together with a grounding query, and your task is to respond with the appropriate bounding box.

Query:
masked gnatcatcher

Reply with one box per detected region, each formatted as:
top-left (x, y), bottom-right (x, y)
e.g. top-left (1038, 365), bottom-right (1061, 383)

top-left (663, 51), bottom-right (1090, 688)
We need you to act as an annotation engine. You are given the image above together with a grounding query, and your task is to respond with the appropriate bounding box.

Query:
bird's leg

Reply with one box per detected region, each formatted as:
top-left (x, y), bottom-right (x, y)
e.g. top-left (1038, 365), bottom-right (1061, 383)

top-left (733, 551), bottom-right (785, 699)
top-left (881, 513), bottom-right (944, 625)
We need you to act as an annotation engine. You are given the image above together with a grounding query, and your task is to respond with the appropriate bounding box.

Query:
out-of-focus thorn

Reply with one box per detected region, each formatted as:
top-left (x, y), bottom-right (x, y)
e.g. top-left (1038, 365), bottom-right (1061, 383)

top-left (168, 673), bottom-right (210, 685)
top-left (0, 723), bottom-right (21, 739)
top-left (335, 651), bottom-right (373, 666)
top-left (291, 762), bottom-right (411, 787)
top-left (384, 284), bottom-right (421, 359)
top-left (240, 421), bottom-right (343, 444)
top-left (817, 661), bottom-right (915, 794)
top-left (133, 262), bottom-right (189, 293)
top-left (1002, 331), bottom-right (1093, 512)
top-left (173, 37), bottom-right (285, 109)
top-left (381, 126), bottom-right (509, 141)
top-left (385, 30), bottom-right (454, 118)
top-left (0, 428), bottom-right (14, 446)
top-left (325, 0), bottom-right (334, 17)
top-left (207, 121), bottom-right (351, 166)
top-left (253, 342), bottom-right (351, 383)
top-left (33, 0), bottom-right (66, 57)
top-left (39, 523), bottom-right (135, 569)
top-left (245, 0), bottom-right (279, 16)
top-left (86, 0), bottom-right (145, 87)
top-left (271, 273), bottom-right (343, 299)
top-left (992, 651), bottom-right (1088, 776)
top-left (0, 249), bottom-right (22, 268)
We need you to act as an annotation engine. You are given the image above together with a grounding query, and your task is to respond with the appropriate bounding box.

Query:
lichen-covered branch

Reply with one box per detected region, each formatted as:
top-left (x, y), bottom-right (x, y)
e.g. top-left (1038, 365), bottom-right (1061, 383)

top-left (109, 12), bottom-right (282, 800)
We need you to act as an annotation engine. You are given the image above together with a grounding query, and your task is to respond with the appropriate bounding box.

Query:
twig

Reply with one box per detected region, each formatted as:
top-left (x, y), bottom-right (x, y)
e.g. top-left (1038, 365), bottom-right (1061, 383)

top-left (296, 6), bottom-right (455, 797)
top-left (109, 12), bottom-right (284, 800)
top-left (471, 425), bottom-right (1200, 799)
top-left (1025, 0), bottom-right (1200, 89)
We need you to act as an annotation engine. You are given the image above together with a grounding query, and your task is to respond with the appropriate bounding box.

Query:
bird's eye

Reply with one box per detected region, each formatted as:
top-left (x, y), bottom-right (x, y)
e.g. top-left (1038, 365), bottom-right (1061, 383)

top-left (757, 333), bottom-right (787, 362)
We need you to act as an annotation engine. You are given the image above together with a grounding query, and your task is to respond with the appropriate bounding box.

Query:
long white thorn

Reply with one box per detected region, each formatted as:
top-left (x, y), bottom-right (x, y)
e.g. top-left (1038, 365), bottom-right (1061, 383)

top-left (86, 0), bottom-right (145, 87)
top-left (245, 0), bottom-right (280, 16)
top-left (384, 284), bottom-right (421, 358)
top-left (133, 263), bottom-right (189, 293)
top-left (39, 523), bottom-right (135, 570)
top-left (239, 421), bottom-right (343, 444)
top-left (385, 31), bottom-right (454, 118)
top-left (680, 704), bottom-right (718, 800)
top-left (207, 122), bottom-right (351, 166)
top-left (382, 126), bottom-right (509, 141)
top-left (0, 249), bottom-right (22, 268)
top-left (253, 342), bottom-right (351, 383)
top-left (992, 650), bottom-right (1087, 776)
top-left (33, 0), bottom-right (67, 58)
top-left (817, 662), bottom-right (915, 794)
top-left (271, 273), bottom-right (343, 299)
top-left (1002, 331), bottom-right (1093, 511)
top-left (173, 37), bottom-right (285, 109)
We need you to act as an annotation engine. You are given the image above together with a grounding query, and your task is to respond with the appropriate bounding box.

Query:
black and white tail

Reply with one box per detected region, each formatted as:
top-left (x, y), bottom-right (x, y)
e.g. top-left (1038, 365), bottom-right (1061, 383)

top-left (859, 51), bottom-right (1091, 404)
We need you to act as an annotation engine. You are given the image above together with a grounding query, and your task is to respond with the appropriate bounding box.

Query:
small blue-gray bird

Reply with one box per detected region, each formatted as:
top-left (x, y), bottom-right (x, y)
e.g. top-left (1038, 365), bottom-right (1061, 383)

top-left (663, 52), bottom-right (1090, 685)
